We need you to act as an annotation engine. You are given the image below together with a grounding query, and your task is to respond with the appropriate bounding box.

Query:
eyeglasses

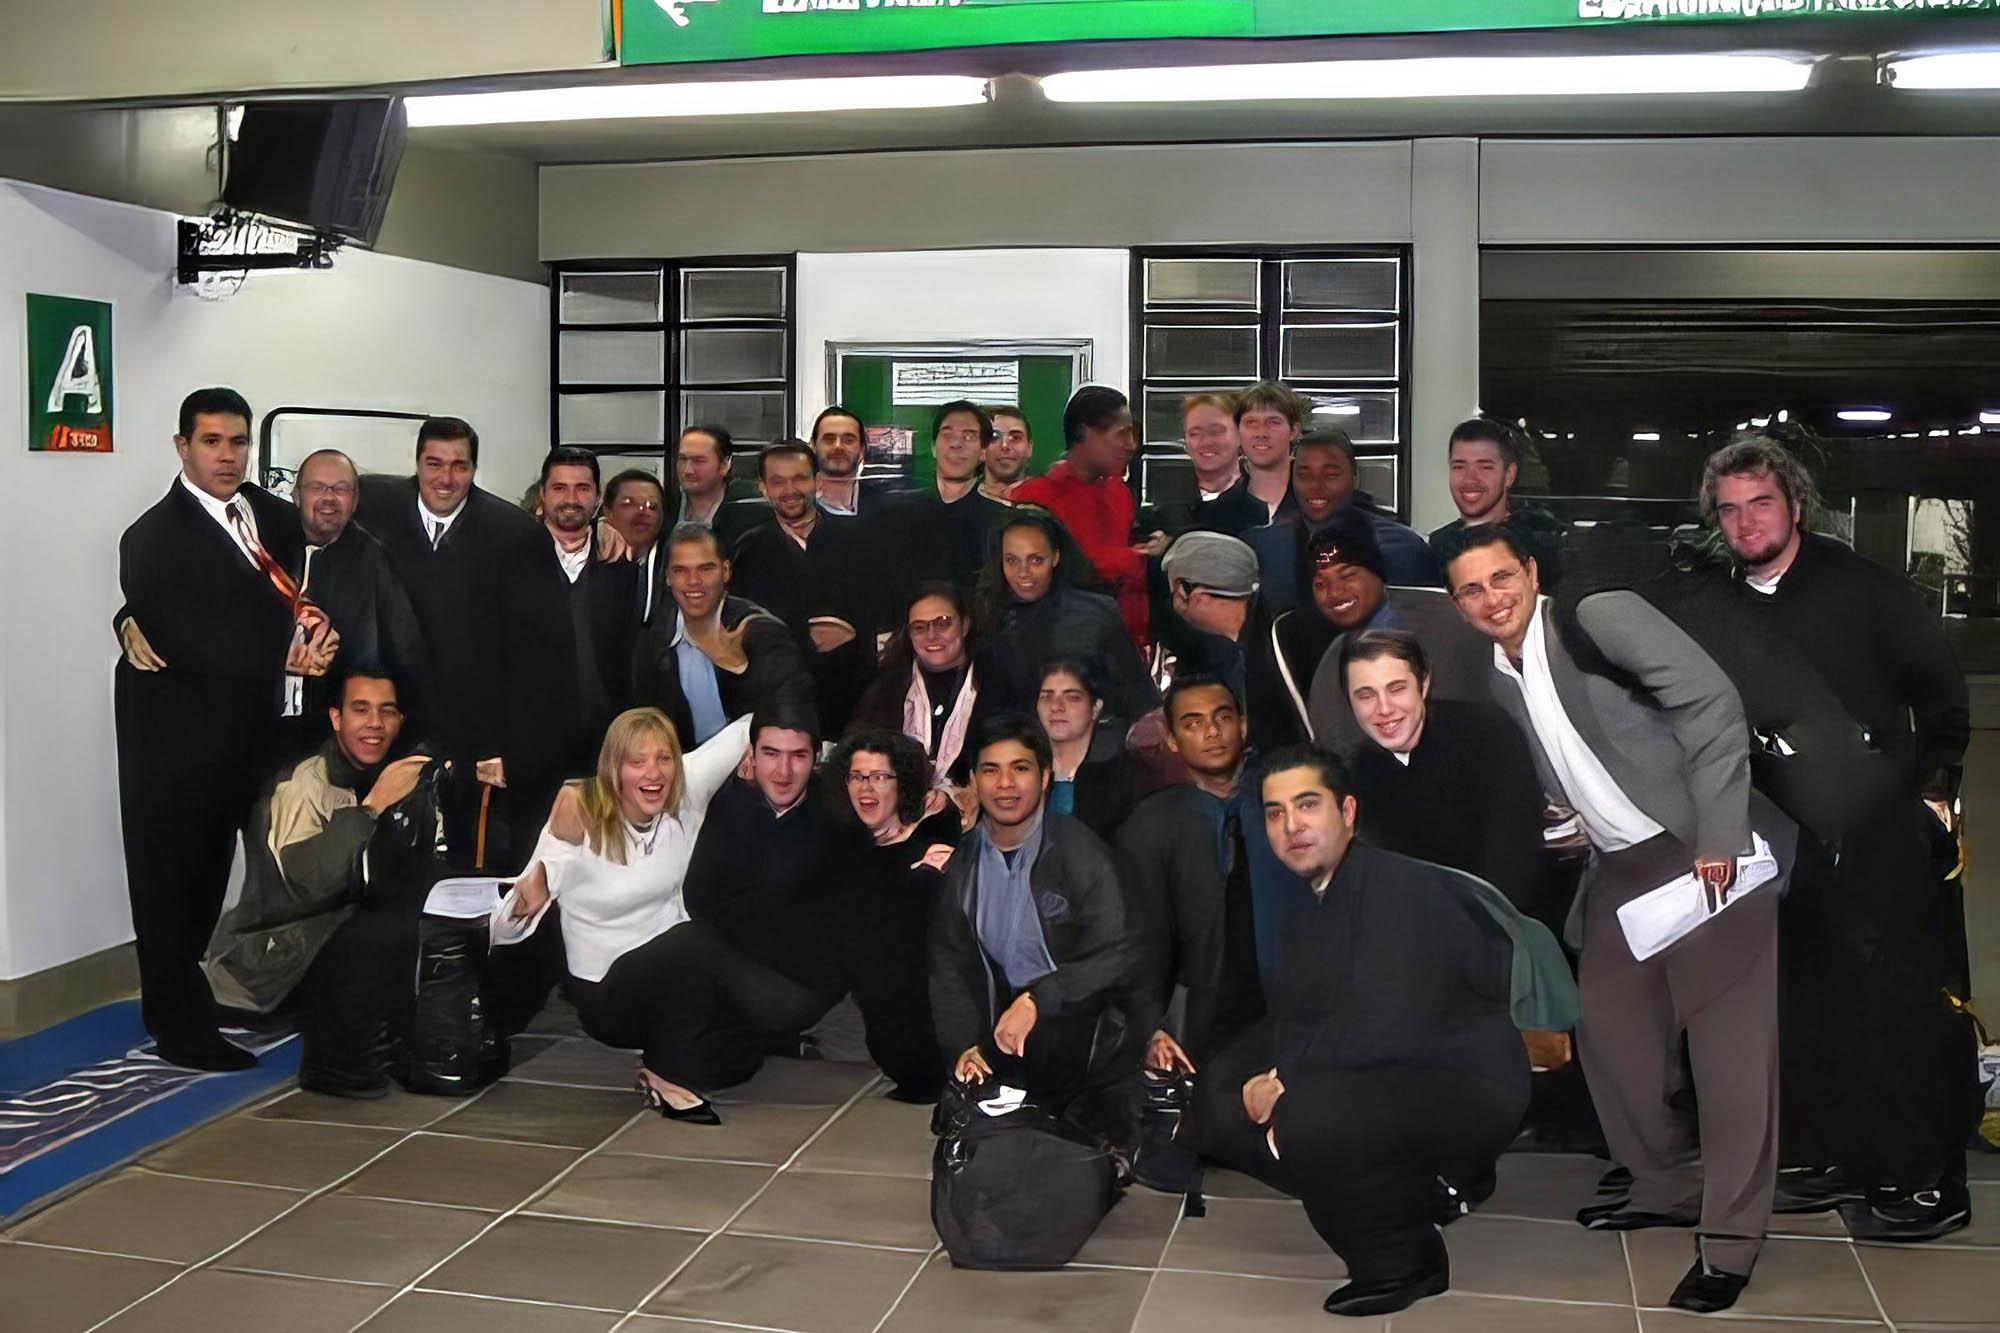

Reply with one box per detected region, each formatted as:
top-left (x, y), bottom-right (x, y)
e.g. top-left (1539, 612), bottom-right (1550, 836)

top-left (907, 614), bottom-right (958, 638)
top-left (614, 497), bottom-right (662, 513)
top-left (846, 771), bottom-right (898, 787)
top-left (1451, 564), bottom-right (1525, 606)
top-left (299, 482), bottom-right (356, 499)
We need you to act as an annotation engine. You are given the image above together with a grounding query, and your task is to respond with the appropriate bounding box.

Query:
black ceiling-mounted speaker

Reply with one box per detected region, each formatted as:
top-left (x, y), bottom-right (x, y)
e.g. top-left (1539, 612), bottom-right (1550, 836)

top-left (223, 97), bottom-right (407, 246)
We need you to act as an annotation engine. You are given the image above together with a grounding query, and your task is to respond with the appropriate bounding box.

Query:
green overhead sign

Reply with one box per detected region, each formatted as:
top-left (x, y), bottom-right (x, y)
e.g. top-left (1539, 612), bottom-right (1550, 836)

top-left (619, 0), bottom-right (1996, 66)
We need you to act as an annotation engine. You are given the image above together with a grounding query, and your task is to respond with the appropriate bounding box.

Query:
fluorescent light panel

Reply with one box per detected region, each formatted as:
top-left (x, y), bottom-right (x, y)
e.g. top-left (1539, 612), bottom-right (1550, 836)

top-left (1041, 55), bottom-right (1811, 104)
top-left (1885, 52), bottom-right (2000, 90)
top-left (406, 75), bottom-right (990, 127)
top-left (1837, 409), bottom-right (1893, 422)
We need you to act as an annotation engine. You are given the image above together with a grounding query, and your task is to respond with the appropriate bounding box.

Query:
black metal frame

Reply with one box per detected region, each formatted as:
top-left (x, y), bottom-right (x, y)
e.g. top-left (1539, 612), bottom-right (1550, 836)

top-left (1128, 244), bottom-right (1414, 517)
top-left (256, 405), bottom-right (433, 486)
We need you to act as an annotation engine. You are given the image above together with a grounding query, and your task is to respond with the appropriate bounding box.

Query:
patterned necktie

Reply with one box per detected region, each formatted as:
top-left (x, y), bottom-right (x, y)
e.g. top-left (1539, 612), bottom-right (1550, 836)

top-left (228, 499), bottom-right (326, 634)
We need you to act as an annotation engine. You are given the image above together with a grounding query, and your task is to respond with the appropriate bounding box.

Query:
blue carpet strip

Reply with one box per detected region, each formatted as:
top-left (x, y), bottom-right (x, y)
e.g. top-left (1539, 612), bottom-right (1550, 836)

top-left (0, 1001), bottom-right (299, 1220)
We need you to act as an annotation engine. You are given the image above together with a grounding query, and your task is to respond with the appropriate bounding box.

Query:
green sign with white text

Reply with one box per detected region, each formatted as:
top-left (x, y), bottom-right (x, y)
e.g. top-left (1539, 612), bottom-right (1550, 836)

top-left (620, 0), bottom-right (1997, 66)
top-left (25, 293), bottom-right (114, 454)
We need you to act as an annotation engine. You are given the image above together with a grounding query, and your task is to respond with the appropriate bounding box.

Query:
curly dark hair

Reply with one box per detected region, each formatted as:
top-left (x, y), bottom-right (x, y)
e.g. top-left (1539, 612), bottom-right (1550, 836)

top-left (826, 727), bottom-right (931, 827)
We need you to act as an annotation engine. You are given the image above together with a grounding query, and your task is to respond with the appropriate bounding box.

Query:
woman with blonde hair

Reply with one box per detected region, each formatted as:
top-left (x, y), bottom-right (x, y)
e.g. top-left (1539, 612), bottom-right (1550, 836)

top-left (505, 706), bottom-right (758, 1122)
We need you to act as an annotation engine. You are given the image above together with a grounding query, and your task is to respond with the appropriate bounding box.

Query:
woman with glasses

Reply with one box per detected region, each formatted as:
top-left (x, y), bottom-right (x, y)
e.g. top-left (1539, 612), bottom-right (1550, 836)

top-left (852, 582), bottom-right (994, 808)
top-left (823, 728), bottom-right (961, 1101)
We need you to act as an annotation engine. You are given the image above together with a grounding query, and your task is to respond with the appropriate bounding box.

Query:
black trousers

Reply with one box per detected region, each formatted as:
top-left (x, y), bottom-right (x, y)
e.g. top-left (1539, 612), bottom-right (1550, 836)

top-left (1781, 801), bottom-right (1979, 1188)
top-left (568, 921), bottom-right (832, 1092)
top-left (294, 881), bottom-right (426, 1089)
top-left (1190, 1022), bottom-right (1526, 1283)
top-left (834, 877), bottom-right (942, 1094)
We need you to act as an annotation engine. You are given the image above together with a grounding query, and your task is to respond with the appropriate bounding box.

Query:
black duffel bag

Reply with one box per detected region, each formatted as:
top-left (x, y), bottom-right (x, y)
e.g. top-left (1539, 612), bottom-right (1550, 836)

top-left (403, 914), bottom-right (510, 1096)
top-left (930, 1080), bottom-right (1121, 1270)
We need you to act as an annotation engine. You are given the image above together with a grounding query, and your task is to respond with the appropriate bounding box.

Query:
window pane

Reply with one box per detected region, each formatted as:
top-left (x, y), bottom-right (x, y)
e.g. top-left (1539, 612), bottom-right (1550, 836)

top-left (681, 390), bottom-right (786, 445)
top-left (1284, 259), bottom-right (1400, 312)
top-left (1146, 324), bottom-right (1259, 379)
top-left (681, 329), bottom-right (787, 384)
top-left (559, 391), bottom-right (664, 446)
top-left (1138, 454), bottom-right (1198, 508)
top-left (559, 271), bottom-right (662, 324)
top-left (1298, 389), bottom-right (1399, 445)
top-left (682, 268), bottom-right (786, 320)
top-left (1144, 258), bottom-right (1261, 309)
top-left (558, 331), bottom-right (664, 385)
top-left (1356, 455), bottom-right (1399, 511)
top-left (1281, 323), bottom-right (1398, 379)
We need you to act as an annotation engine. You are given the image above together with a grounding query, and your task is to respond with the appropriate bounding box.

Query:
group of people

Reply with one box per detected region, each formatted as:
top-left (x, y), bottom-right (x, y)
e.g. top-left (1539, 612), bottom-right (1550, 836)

top-left (114, 377), bottom-right (1974, 1320)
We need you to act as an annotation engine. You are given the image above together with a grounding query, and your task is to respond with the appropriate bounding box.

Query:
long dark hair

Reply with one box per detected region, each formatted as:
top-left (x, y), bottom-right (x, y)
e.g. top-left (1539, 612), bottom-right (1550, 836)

top-left (972, 507), bottom-right (1103, 633)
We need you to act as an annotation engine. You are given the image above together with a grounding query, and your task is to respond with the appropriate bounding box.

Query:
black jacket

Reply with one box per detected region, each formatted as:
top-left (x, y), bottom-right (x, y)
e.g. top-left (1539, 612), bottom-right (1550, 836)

top-left (875, 487), bottom-right (1017, 606)
top-left (560, 542), bottom-right (642, 770)
top-left (632, 595), bottom-right (815, 750)
top-left (684, 774), bottom-right (835, 990)
top-left (983, 586), bottom-right (1159, 723)
top-left (729, 513), bottom-right (881, 736)
top-left (1057, 725), bottom-right (1153, 844)
top-left (928, 813), bottom-right (1154, 1062)
top-left (301, 523), bottom-right (432, 736)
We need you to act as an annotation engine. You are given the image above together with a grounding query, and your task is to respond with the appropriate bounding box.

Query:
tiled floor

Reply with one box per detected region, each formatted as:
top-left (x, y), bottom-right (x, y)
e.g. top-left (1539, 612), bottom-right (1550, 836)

top-left (7, 1035), bottom-right (1998, 1332)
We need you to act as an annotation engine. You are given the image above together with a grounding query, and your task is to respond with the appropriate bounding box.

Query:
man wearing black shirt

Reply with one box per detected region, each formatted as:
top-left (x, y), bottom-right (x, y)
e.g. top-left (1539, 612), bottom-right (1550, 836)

top-left (876, 400), bottom-right (1016, 607)
top-left (540, 448), bottom-right (642, 772)
top-left (1427, 418), bottom-right (1565, 590)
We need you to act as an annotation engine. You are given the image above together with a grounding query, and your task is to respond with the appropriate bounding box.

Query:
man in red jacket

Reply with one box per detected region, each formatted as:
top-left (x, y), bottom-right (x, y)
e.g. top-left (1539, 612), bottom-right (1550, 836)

top-left (1013, 386), bottom-right (1165, 650)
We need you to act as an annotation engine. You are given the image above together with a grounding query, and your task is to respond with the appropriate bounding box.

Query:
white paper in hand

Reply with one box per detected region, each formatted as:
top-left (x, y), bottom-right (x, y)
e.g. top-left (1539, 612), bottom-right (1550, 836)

top-left (1617, 833), bottom-right (1779, 962)
top-left (489, 884), bottom-right (552, 948)
top-left (425, 877), bottom-right (503, 920)
top-left (976, 1085), bottom-right (1029, 1117)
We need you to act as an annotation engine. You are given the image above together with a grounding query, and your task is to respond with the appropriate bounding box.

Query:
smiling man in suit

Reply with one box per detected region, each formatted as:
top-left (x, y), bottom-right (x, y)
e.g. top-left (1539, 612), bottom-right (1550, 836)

top-left (114, 388), bottom-right (330, 1070)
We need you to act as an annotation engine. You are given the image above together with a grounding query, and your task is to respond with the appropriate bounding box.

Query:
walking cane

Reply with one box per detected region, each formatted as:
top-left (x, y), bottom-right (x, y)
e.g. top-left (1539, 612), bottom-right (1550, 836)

top-left (474, 783), bottom-right (493, 872)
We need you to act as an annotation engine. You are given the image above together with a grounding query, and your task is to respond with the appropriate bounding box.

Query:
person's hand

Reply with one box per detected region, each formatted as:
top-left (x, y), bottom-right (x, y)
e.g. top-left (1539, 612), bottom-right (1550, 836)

top-left (913, 843), bottom-right (954, 872)
top-left (1146, 1030), bottom-right (1196, 1075)
top-left (595, 524), bottom-right (632, 562)
top-left (476, 757), bottom-right (507, 788)
top-left (923, 786), bottom-right (950, 819)
top-left (286, 622), bottom-right (340, 677)
top-left (736, 747), bottom-right (756, 781)
top-left (1124, 709), bottom-right (1169, 758)
top-left (952, 785), bottom-right (979, 831)
top-left (1694, 856), bottom-right (1737, 901)
top-left (119, 618), bottom-right (167, 671)
top-left (1925, 796), bottom-right (1959, 837)
top-left (954, 1045), bottom-right (992, 1084)
top-left (510, 870), bottom-right (550, 920)
top-left (1241, 1067), bottom-right (1285, 1125)
top-left (994, 992), bottom-right (1038, 1057)
top-left (695, 619), bottom-right (750, 674)
top-left (1134, 531), bottom-right (1171, 559)
top-left (1522, 1029), bottom-right (1573, 1071)
top-left (363, 754), bottom-right (432, 815)
top-left (808, 617), bottom-right (857, 653)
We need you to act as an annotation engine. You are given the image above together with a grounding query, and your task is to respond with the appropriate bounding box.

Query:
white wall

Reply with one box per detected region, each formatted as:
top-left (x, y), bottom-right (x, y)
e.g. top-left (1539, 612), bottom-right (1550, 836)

top-left (793, 249), bottom-right (1131, 431)
top-left (0, 178), bottom-right (548, 981)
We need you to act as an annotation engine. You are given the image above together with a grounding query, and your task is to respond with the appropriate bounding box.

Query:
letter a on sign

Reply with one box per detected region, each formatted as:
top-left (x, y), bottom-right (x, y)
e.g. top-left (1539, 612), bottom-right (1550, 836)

top-left (26, 293), bottom-right (115, 452)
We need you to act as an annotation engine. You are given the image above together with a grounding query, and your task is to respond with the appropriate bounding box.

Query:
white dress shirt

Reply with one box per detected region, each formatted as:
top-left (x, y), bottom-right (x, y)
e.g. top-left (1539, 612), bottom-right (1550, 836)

top-left (1494, 599), bottom-right (1665, 853)
top-left (420, 495), bottom-right (466, 549)
top-left (180, 474), bottom-right (258, 565)
top-left (554, 534), bottom-right (590, 584)
top-left (528, 714), bottom-right (752, 983)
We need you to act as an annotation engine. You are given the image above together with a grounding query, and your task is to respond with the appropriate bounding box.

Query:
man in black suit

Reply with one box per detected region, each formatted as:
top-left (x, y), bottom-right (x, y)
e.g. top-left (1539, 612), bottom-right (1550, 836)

top-left (114, 388), bottom-right (334, 1070)
top-left (876, 400), bottom-right (1016, 607)
top-left (539, 447), bottom-right (641, 770)
top-left (355, 418), bottom-right (576, 873)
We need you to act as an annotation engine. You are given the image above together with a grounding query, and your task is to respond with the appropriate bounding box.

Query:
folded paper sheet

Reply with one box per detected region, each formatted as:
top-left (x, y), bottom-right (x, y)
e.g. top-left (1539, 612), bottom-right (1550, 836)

top-left (1616, 833), bottom-right (1779, 962)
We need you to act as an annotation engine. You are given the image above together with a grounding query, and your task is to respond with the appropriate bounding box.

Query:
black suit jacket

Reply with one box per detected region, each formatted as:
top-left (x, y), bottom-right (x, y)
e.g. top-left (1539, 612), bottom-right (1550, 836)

top-left (115, 479), bottom-right (303, 776)
top-left (564, 543), bottom-right (643, 769)
top-left (300, 523), bottom-right (433, 736)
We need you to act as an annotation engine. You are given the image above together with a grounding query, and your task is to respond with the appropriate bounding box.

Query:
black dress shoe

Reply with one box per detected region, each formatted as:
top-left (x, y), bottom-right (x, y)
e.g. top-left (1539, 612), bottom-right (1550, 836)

top-left (1773, 1166), bottom-right (1864, 1214)
top-left (1323, 1267), bottom-right (1449, 1317)
top-left (1840, 1180), bottom-right (1971, 1243)
top-left (151, 1034), bottom-right (256, 1072)
top-left (1667, 1259), bottom-right (1748, 1313)
top-left (661, 1097), bottom-right (722, 1125)
top-left (1576, 1200), bottom-right (1698, 1231)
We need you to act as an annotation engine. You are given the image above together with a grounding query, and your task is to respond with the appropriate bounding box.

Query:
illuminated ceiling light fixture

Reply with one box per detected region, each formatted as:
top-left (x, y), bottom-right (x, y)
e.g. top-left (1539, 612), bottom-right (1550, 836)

top-left (1979, 410), bottom-right (2000, 425)
top-left (1313, 403), bottom-right (1363, 416)
top-left (1040, 54), bottom-right (1812, 104)
top-left (405, 75), bottom-right (991, 126)
top-left (1837, 409), bottom-right (1893, 422)
top-left (1883, 52), bottom-right (2000, 90)
top-left (1749, 416), bottom-right (1771, 427)
top-left (1631, 431), bottom-right (1662, 442)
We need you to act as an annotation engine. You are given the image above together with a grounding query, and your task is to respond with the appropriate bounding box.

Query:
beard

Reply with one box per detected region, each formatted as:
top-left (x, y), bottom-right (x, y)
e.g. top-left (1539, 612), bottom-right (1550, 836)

top-left (1730, 532), bottom-right (1791, 569)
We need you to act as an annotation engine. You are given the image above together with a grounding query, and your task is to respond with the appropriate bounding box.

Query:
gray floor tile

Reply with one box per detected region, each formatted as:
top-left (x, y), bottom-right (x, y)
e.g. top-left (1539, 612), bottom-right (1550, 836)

top-left (881, 1253), bottom-right (1151, 1333)
top-left (1946, 1181), bottom-right (2000, 1246)
top-left (1969, 1148), bottom-right (2000, 1182)
top-left (1071, 1189), bottom-right (1183, 1269)
top-left (252, 1087), bottom-right (456, 1130)
top-left (1445, 1215), bottom-right (1632, 1305)
top-left (527, 1152), bottom-right (771, 1230)
top-left (423, 1214), bottom-right (702, 1310)
top-left (606, 1102), bottom-right (834, 1165)
top-left (731, 1170), bottom-right (935, 1249)
top-left (96, 1269), bottom-right (394, 1332)
top-left (337, 1133), bottom-right (579, 1210)
top-left (428, 1081), bottom-right (639, 1148)
top-left (712, 1056), bottom-right (880, 1106)
top-left (791, 1094), bottom-right (937, 1177)
top-left (1768, 1206), bottom-right (1854, 1239)
top-left (505, 1038), bottom-right (639, 1090)
top-left (0, 1241), bottom-right (180, 1332)
top-left (142, 1116), bottom-right (404, 1191)
top-left (221, 1195), bottom-right (491, 1285)
top-left (1131, 1269), bottom-right (1377, 1332)
top-left (1484, 1152), bottom-right (1606, 1222)
top-left (358, 1291), bottom-right (618, 1332)
top-left (1159, 1196), bottom-right (1343, 1282)
top-left (1627, 1229), bottom-right (1881, 1320)
top-left (1641, 1314), bottom-right (1885, 1332)
top-left (1394, 1292), bottom-right (1639, 1332)
top-left (7, 1170), bottom-right (302, 1264)
top-left (524, 993), bottom-right (588, 1038)
top-left (645, 1232), bottom-right (927, 1332)
top-left (1855, 1241), bottom-right (2000, 1324)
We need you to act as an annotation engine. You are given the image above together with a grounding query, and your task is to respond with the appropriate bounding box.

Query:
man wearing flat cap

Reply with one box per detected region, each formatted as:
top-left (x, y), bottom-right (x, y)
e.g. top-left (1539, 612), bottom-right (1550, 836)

top-left (1162, 530), bottom-right (1304, 754)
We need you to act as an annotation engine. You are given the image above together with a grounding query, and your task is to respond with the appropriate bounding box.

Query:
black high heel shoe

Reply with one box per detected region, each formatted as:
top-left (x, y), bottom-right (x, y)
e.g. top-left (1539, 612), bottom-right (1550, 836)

top-left (635, 1075), bottom-right (721, 1125)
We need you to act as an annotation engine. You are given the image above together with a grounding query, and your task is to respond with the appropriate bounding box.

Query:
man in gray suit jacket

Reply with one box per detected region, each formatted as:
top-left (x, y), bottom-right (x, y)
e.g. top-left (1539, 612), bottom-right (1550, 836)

top-left (1445, 525), bottom-right (1795, 1316)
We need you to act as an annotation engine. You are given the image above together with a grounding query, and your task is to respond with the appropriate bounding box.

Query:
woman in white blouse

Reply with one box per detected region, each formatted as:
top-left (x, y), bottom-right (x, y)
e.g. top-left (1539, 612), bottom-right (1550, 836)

top-left (508, 706), bottom-right (754, 1123)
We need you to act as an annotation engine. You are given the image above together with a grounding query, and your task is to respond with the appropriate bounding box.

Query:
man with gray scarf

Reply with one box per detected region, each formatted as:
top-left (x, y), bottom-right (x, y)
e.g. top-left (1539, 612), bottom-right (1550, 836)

top-left (928, 713), bottom-right (1155, 1112)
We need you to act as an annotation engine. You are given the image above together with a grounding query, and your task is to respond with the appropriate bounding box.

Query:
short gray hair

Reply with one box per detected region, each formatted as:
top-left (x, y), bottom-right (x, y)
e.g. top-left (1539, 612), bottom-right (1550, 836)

top-left (1699, 433), bottom-right (1820, 529)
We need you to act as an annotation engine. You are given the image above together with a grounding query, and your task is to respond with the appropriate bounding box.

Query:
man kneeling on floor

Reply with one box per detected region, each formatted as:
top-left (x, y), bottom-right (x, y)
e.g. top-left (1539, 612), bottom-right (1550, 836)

top-left (1184, 744), bottom-right (1535, 1318)
top-left (205, 668), bottom-right (443, 1097)
top-left (929, 713), bottom-right (1154, 1137)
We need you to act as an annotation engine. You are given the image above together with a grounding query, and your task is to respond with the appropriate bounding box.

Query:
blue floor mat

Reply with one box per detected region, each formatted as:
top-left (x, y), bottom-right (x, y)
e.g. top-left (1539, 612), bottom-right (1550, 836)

top-left (0, 1000), bottom-right (300, 1220)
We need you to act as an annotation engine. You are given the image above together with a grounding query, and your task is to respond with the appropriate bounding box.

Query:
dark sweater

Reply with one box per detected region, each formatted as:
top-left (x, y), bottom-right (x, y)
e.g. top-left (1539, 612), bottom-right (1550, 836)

top-left (683, 774), bottom-right (834, 991)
